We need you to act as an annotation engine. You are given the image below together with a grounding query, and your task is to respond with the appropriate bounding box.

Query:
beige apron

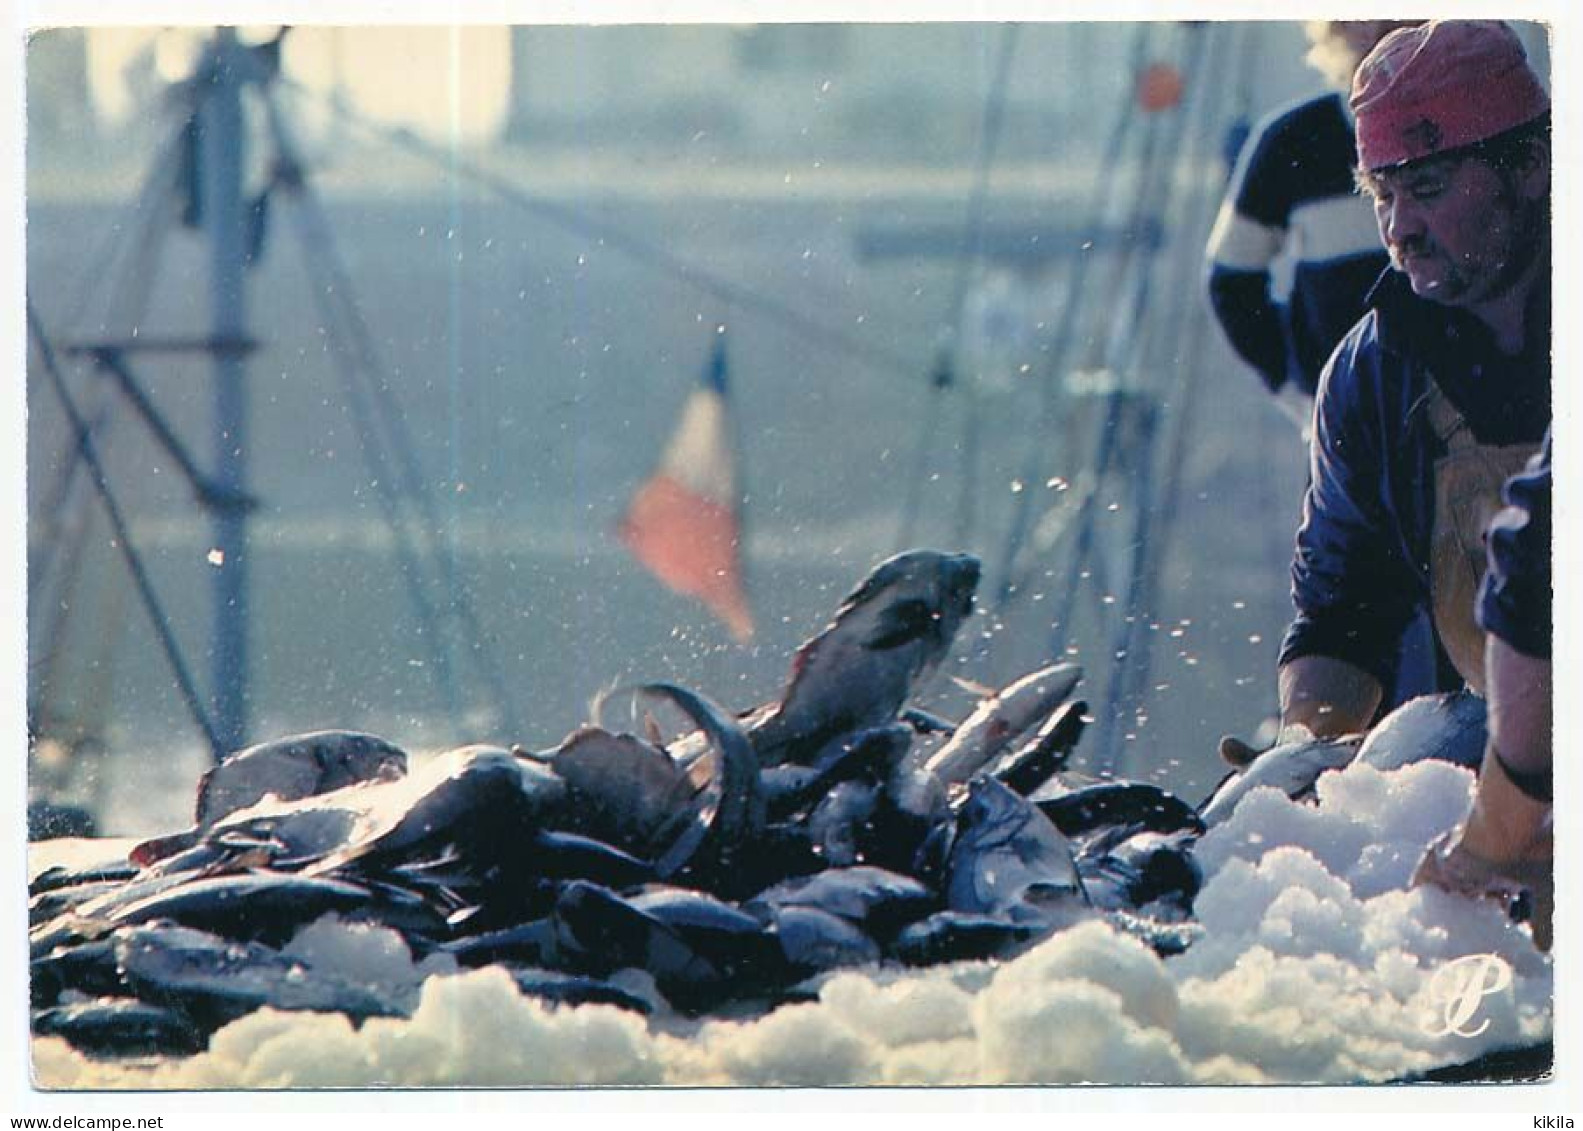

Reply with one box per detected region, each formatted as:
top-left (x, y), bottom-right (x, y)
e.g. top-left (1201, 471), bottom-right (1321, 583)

top-left (1424, 386), bottom-right (1542, 694)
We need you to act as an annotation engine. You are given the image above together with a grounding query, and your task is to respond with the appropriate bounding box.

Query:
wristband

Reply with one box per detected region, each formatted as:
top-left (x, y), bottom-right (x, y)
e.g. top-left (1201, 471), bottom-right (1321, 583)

top-left (1493, 746), bottom-right (1552, 803)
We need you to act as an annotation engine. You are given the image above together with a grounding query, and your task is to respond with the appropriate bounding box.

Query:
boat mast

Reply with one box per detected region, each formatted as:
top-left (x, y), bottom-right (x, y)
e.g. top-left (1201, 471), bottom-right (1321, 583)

top-left (199, 28), bottom-right (251, 755)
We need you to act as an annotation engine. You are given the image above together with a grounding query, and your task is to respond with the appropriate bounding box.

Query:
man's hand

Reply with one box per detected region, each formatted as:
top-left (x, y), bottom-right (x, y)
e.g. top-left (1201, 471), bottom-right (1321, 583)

top-left (1216, 722), bottom-right (1316, 769)
top-left (1412, 746), bottom-right (1553, 952)
top-left (1412, 829), bottom-right (1552, 951)
top-left (1278, 656), bottom-right (1383, 738)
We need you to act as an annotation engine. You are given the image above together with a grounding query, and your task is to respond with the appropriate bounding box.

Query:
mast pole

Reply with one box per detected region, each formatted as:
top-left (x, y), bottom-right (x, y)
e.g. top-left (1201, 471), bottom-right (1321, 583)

top-left (199, 28), bottom-right (250, 758)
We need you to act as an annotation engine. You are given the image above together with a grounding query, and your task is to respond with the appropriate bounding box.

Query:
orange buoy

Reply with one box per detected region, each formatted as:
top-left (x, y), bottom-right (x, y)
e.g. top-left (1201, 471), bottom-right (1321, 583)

top-left (1137, 63), bottom-right (1184, 112)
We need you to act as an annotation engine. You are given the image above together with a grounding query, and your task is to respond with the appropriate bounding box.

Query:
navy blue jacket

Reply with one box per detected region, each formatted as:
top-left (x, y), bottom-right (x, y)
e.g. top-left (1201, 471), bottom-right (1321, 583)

top-left (1280, 270), bottom-right (1551, 689)
top-left (1206, 93), bottom-right (1389, 396)
top-left (1479, 429), bottom-right (1552, 660)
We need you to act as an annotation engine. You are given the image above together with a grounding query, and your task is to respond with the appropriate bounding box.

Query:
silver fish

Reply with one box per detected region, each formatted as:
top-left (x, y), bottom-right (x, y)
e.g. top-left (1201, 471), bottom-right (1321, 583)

top-left (748, 551), bottom-right (981, 766)
top-left (549, 725), bottom-right (695, 856)
top-left (196, 730), bottom-right (408, 828)
top-left (888, 910), bottom-right (1040, 966)
top-left (32, 997), bottom-right (205, 1058)
top-left (1198, 733), bottom-right (1363, 828)
top-left (114, 922), bottom-right (404, 1028)
top-left (991, 699), bottom-right (1089, 797)
top-left (806, 781), bottom-right (878, 869)
top-left (945, 778), bottom-right (1086, 920)
top-left (601, 683), bottom-right (765, 880)
top-left (135, 746), bottom-right (565, 877)
top-left (770, 904), bottom-right (882, 974)
top-left (921, 662), bottom-right (1083, 785)
top-left (1355, 690), bottom-right (1488, 772)
top-left (745, 866), bottom-right (933, 936)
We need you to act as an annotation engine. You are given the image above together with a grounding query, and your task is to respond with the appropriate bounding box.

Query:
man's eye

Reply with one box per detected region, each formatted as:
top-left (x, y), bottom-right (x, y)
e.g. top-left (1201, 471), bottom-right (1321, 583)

top-left (1408, 181), bottom-right (1445, 201)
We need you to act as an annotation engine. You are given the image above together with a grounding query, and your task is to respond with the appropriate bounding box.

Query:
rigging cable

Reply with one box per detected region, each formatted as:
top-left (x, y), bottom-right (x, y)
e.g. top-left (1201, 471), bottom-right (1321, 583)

top-left (28, 302), bottom-right (225, 764)
top-left (986, 23), bottom-right (1153, 613)
top-left (28, 118), bottom-right (188, 623)
top-left (893, 22), bottom-right (1021, 552)
top-left (262, 88), bottom-right (522, 735)
top-left (1090, 22), bottom-right (1225, 775)
top-left (1043, 29), bottom-right (1188, 649)
top-left (278, 78), bottom-right (922, 386)
top-left (28, 116), bottom-right (192, 752)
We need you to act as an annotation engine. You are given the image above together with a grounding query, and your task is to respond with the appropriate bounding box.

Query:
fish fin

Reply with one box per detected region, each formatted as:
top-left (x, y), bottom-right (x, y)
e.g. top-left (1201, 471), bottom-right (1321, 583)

top-left (863, 598), bottom-right (936, 650)
top-left (948, 675), bottom-right (997, 699)
top-left (128, 831), bottom-right (197, 869)
top-left (643, 712), bottom-right (666, 748)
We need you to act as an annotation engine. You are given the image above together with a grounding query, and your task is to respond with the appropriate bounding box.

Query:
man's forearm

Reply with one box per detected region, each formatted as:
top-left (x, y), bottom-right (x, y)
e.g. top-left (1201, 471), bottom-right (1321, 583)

top-left (1484, 636), bottom-right (1551, 777)
top-left (1278, 654), bottom-right (1383, 737)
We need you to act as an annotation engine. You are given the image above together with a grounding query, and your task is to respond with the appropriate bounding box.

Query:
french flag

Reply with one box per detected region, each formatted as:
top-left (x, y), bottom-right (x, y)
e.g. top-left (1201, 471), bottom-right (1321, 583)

top-left (618, 332), bottom-right (755, 642)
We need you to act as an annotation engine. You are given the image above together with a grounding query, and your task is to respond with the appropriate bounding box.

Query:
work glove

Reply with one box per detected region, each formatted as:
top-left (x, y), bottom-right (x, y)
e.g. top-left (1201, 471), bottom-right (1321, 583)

top-left (1412, 746), bottom-right (1553, 952)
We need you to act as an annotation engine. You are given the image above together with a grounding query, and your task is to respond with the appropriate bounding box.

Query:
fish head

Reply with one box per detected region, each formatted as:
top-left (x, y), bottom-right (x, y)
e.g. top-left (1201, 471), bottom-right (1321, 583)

top-left (760, 552), bottom-right (981, 761)
top-left (946, 778), bottom-right (1084, 915)
top-left (1355, 690), bottom-right (1488, 772)
top-left (305, 731), bottom-right (409, 789)
top-left (845, 551), bottom-right (981, 653)
top-left (954, 776), bottom-right (1025, 844)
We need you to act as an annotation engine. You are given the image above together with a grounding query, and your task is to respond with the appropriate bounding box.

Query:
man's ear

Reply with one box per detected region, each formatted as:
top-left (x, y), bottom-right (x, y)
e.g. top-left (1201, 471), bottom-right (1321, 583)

top-left (1516, 135), bottom-right (1551, 201)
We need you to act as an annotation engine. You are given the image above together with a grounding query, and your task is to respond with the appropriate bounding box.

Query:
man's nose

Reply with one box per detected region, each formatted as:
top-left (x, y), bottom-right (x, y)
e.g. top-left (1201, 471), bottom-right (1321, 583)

top-left (1383, 196), bottom-right (1427, 245)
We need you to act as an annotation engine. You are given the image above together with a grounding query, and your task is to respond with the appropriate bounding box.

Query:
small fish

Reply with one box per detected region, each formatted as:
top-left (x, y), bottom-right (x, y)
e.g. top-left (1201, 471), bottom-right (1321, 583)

top-left (1106, 830), bottom-right (1202, 913)
top-left (861, 764), bottom-right (951, 878)
top-left (196, 730), bottom-right (408, 828)
top-left (28, 837), bottom-right (144, 893)
top-left (503, 967), bottom-right (655, 1015)
top-left (30, 937), bottom-right (124, 1009)
top-left (104, 871), bottom-right (380, 947)
top-left (745, 866), bottom-right (934, 938)
top-left (770, 904), bottom-right (882, 975)
top-left (612, 683), bottom-right (764, 880)
top-left (551, 881), bottom-right (727, 1011)
top-left (748, 551), bottom-right (981, 766)
top-left (548, 726), bottom-right (694, 855)
top-left (992, 699), bottom-right (1089, 796)
top-left (806, 780), bottom-right (879, 869)
top-left (1355, 690), bottom-right (1487, 772)
top-left (1036, 781), bottom-right (1203, 839)
top-left (32, 997), bottom-right (205, 1058)
top-left (31, 880), bottom-right (125, 929)
top-left (762, 725), bottom-right (911, 823)
top-left (114, 922), bottom-right (406, 1030)
top-left (135, 746), bottom-right (566, 876)
top-left (1073, 826), bottom-right (1200, 917)
top-left (888, 910), bottom-right (1041, 966)
top-left (945, 778), bottom-right (1087, 920)
top-left (445, 918), bottom-right (558, 968)
top-left (1198, 733), bottom-right (1363, 828)
top-left (922, 663), bottom-right (1083, 785)
top-left (629, 885), bottom-right (782, 981)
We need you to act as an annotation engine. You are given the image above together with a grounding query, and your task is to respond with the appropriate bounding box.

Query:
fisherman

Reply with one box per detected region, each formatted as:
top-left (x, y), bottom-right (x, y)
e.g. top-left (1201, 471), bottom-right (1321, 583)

top-left (1205, 20), bottom-right (1445, 712)
top-left (1413, 431), bottom-right (1552, 951)
top-left (1219, 21), bottom-right (1551, 765)
top-left (1205, 21), bottom-right (1415, 413)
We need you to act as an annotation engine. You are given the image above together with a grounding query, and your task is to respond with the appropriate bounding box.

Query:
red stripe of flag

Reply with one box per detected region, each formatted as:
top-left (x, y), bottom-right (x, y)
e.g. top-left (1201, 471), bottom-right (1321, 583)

top-left (618, 334), bottom-right (754, 642)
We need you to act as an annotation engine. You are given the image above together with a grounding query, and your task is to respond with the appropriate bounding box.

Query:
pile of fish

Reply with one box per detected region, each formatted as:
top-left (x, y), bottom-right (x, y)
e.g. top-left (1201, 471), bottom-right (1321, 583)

top-left (29, 549), bottom-right (1487, 1061)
